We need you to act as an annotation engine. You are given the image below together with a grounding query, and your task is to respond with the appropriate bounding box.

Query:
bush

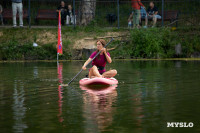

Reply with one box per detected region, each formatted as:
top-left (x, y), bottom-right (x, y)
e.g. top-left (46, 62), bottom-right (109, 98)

top-left (0, 41), bottom-right (72, 60)
top-left (181, 35), bottom-right (200, 57)
top-left (110, 28), bottom-right (179, 59)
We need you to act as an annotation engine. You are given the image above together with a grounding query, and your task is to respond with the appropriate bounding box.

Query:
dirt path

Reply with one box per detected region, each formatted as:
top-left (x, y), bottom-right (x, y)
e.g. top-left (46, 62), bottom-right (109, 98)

top-left (73, 31), bottom-right (128, 49)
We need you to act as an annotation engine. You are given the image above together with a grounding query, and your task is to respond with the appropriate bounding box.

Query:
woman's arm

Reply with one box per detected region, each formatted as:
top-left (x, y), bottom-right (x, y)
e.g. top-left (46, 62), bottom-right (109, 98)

top-left (138, 0), bottom-right (144, 7)
top-left (103, 48), bottom-right (112, 63)
top-left (82, 58), bottom-right (92, 70)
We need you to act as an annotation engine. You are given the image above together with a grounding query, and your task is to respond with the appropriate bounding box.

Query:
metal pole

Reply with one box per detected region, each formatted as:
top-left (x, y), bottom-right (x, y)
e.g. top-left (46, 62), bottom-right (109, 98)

top-left (162, 0), bottom-right (164, 27)
top-left (57, 53), bottom-right (59, 63)
top-left (117, 0), bottom-right (120, 29)
top-left (28, 0), bottom-right (31, 28)
top-left (73, 0), bottom-right (76, 29)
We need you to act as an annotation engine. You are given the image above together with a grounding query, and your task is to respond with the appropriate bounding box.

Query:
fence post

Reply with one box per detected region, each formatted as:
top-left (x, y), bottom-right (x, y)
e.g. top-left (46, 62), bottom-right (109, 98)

top-left (162, 0), bottom-right (164, 27)
top-left (73, 0), bottom-right (76, 29)
top-left (28, 0), bottom-right (31, 28)
top-left (117, 0), bottom-right (120, 29)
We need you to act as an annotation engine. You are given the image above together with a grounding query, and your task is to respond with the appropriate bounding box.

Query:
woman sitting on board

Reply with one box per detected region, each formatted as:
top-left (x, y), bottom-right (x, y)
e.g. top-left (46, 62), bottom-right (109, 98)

top-left (82, 39), bottom-right (117, 78)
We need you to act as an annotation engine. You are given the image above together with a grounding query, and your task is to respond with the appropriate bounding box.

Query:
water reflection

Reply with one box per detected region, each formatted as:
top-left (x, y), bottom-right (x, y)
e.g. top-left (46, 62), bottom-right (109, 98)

top-left (57, 63), bottom-right (63, 84)
top-left (12, 80), bottom-right (27, 133)
top-left (58, 85), bottom-right (64, 123)
top-left (57, 62), bottom-right (64, 123)
top-left (132, 93), bottom-right (144, 131)
top-left (33, 66), bottom-right (38, 79)
top-left (80, 85), bottom-right (117, 132)
top-left (175, 61), bottom-right (182, 68)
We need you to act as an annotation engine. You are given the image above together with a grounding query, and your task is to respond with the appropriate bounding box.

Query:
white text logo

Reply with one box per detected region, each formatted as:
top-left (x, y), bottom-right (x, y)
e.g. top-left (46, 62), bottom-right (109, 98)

top-left (167, 122), bottom-right (193, 127)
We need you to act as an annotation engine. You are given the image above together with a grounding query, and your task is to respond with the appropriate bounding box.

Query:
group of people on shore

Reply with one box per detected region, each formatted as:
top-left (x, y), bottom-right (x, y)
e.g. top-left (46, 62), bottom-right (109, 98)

top-left (56, 1), bottom-right (76, 26)
top-left (0, 0), bottom-right (160, 28)
top-left (0, 0), bottom-right (75, 27)
top-left (129, 0), bottom-right (161, 28)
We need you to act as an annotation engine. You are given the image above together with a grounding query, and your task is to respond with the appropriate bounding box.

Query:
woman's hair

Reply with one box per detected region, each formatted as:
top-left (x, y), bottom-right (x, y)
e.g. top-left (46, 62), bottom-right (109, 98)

top-left (96, 39), bottom-right (107, 52)
top-left (98, 39), bottom-right (106, 47)
top-left (150, 1), bottom-right (154, 5)
top-left (96, 39), bottom-right (107, 60)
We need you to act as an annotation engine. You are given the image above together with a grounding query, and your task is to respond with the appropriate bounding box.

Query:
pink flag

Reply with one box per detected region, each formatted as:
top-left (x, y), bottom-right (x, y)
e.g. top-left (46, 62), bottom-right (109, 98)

top-left (57, 11), bottom-right (63, 55)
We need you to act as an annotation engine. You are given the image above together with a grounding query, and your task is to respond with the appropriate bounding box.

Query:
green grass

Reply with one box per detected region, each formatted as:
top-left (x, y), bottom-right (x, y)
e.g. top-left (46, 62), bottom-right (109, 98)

top-left (0, 27), bottom-right (126, 60)
top-left (0, 27), bottom-right (200, 60)
top-left (109, 27), bottom-right (200, 59)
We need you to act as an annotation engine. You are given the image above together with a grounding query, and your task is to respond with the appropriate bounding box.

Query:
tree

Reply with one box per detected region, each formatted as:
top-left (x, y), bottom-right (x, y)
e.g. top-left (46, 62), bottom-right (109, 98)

top-left (80, 0), bottom-right (96, 26)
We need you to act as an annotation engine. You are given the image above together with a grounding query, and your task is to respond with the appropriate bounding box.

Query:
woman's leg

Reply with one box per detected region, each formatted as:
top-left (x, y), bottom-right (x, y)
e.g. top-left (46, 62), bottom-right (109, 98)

top-left (135, 10), bottom-right (140, 27)
top-left (102, 69), bottom-right (117, 78)
top-left (66, 15), bottom-right (70, 25)
top-left (89, 66), bottom-right (102, 78)
top-left (133, 10), bottom-right (136, 28)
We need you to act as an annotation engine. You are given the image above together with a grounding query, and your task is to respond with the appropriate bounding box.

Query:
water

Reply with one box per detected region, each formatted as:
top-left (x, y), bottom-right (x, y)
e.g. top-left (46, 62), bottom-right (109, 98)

top-left (0, 60), bottom-right (200, 133)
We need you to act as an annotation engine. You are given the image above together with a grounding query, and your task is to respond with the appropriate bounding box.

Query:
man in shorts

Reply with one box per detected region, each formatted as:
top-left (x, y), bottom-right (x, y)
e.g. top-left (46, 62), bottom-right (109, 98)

top-left (147, 1), bottom-right (161, 27)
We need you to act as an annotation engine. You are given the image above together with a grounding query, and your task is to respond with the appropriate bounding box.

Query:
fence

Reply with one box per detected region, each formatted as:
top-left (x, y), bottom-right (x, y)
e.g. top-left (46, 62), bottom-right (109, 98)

top-left (1, 0), bottom-right (200, 28)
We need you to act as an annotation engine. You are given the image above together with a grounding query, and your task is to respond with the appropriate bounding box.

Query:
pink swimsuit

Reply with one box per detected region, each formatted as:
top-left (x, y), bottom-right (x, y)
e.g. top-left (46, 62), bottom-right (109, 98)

top-left (89, 51), bottom-right (110, 74)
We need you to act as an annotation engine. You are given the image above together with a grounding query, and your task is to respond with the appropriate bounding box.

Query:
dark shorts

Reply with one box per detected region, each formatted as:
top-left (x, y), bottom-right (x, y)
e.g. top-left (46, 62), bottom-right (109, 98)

top-left (86, 67), bottom-right (105, 77)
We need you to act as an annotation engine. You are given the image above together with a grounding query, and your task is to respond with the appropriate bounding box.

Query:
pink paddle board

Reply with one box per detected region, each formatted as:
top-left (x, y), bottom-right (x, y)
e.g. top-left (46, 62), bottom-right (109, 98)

top-left (80, 85), bottom-right (117, 94)
top-left (79, 77), bottom-right (118, 86)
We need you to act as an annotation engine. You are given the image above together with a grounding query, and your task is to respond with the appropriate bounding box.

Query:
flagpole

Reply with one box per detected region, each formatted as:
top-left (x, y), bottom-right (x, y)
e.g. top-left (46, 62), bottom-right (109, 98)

top-left (57, 53), bottom-right (59, 63)
top-left (57, 11), bottom-right (59, 64)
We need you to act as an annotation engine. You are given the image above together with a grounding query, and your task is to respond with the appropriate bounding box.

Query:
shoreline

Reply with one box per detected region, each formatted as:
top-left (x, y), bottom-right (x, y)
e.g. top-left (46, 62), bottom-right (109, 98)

top-left (1, 27), bottom-right (200, 60)
top-left (1, 58), bottom-right (200, 63)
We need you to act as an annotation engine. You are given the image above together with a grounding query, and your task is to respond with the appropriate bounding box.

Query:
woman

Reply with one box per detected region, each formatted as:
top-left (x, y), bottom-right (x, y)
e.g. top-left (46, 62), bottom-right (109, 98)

top-left (82, 39), bottom-right (117, 78)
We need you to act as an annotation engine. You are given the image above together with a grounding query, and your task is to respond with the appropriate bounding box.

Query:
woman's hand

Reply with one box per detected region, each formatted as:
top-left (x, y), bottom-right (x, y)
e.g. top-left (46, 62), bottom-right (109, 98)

top-left (101, 48), bottom-right (106, 53)
top-left (82, 66), bottom-right (86, 70)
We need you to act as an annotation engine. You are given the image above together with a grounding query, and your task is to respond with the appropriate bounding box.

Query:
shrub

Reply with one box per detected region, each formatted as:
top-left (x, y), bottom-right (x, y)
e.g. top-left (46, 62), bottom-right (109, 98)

top-left (110, 28), bottom-right (179, 59)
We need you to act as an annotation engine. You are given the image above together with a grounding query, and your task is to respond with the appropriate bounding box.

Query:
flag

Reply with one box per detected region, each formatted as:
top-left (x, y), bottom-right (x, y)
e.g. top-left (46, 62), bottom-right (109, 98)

top-left (57, 11), bottom-right (63, 55)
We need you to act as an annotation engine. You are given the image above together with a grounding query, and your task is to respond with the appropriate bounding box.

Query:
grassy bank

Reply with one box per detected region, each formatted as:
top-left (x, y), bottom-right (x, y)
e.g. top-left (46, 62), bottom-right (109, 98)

top-left (0, 27), bottom-right (200, 60)
top-left (0, 26), bottom-right (118, 60)
top-left (110, 27), bottom-right (200, 59)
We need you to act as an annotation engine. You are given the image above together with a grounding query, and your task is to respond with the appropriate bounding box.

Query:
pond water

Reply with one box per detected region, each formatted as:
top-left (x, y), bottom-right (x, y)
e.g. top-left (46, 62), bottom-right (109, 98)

top-left (0, 60), bottom-right (200, 133)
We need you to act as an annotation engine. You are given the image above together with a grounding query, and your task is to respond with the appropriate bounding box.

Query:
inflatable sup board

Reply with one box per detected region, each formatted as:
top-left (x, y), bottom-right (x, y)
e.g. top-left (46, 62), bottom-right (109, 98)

top-left (79, 77), bottom-right (118, 86)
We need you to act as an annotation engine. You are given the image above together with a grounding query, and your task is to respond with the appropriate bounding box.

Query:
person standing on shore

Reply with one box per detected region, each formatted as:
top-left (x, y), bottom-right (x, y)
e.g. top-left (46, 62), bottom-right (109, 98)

top-left (12, 0), bottom-right (23, 28)
top-left (0, 4), bottom-right (4, 25)
top-left (131, 0), bottom-right (145, 28)
top-left (56, 1), bottom-right (67, 26)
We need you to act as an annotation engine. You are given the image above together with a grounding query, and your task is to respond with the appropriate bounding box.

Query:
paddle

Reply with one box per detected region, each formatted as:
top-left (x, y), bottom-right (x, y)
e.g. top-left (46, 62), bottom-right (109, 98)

top-left (67, 38), bottom-right (114, 85)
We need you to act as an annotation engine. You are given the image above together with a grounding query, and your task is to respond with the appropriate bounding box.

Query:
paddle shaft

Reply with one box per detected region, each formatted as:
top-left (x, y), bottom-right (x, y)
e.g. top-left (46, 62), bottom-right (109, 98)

top-left (67, 38), bottom-right (114, 85)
